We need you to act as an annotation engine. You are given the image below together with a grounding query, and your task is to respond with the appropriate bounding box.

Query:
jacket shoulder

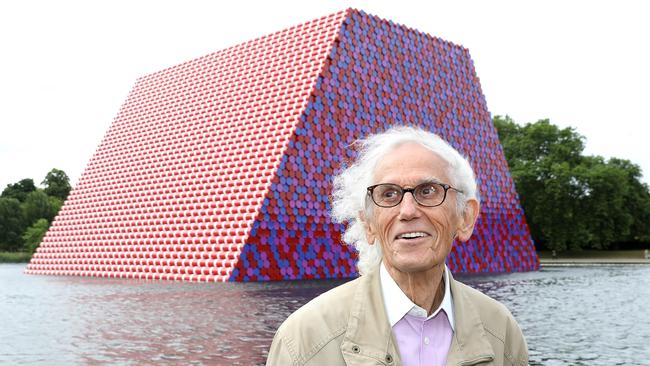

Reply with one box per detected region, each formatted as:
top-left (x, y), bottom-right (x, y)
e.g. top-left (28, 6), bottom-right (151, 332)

top-left (455, 281), bottom-right (529, 366)
top-left (280, 277), bottom-right (359, 334)
top-left (268, 277), bottom-right (360, 365)
top-left (455, 281), bottom-right (517, 334)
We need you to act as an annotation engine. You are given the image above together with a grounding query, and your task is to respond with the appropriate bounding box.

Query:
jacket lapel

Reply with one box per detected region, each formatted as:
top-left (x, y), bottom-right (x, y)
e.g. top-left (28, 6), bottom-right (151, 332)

top-left (341, 267), bottom-right (402, 366)
top-left (445, 273), bottom-right (495, 366)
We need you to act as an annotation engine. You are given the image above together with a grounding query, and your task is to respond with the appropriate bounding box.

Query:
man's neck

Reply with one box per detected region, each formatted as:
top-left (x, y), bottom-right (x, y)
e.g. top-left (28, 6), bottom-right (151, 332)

top-left (386, 264), bottom-right (445, 316)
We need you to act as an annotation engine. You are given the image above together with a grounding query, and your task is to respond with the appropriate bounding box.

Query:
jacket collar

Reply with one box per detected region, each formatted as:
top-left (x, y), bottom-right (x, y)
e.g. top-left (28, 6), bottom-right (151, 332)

top-left (445, 272), bottom-right (495, 365)
top-left (339, 267), bottom-right (495, 366)
top-left (341, 266), bottom-right (401, 365)
top-left (379, 261), bottom-right (456, 330)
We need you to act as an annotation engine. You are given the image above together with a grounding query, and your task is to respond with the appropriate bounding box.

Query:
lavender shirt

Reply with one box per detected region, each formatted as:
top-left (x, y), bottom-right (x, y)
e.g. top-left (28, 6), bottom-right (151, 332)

top-left (380, 263), bottom-right (455, 366)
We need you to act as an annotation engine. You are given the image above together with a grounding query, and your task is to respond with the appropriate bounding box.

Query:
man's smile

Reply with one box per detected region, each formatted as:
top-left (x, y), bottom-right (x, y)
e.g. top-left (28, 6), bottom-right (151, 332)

top-left (395, 231), bottom-right (430, 240)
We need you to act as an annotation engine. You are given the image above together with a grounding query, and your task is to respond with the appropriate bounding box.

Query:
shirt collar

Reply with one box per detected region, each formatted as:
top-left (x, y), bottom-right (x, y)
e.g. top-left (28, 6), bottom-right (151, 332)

top-left (380, 261), bottom-right (455, 331)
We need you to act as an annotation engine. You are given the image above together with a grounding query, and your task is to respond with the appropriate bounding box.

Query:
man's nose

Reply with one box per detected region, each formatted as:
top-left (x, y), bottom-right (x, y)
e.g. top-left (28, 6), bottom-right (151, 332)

top-left (398, 192), bottom-right (421, 220)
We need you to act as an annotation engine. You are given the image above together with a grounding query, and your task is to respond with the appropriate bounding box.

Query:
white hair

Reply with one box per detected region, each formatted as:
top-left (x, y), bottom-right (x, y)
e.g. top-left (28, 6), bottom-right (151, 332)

top-left (331, 126), bottom-right (479, 275)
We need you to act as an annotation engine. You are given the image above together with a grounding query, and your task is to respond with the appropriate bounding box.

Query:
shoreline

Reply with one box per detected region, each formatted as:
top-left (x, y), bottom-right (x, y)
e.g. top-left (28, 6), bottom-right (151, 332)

top-left (538, 249), bottom-right (650, 267)
top-left (0, 252), bottom-right (31, 263)
top-left (540, 258), bottom-right (650, 266)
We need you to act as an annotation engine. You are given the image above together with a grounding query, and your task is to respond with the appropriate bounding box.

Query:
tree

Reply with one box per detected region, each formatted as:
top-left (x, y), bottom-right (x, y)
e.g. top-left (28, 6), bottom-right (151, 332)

top-left (42, 168), bottom-right (71, 200)
top-left (494, 116), bottom-right (585, 169)
top-left (1, 178), bottom-right (36, 202)
top-left (22, 218), bottom-right (50, 254)
top-left (22, 189), bottom-right (57, 227)
top-left (48, 196), bottom-right (63, 220)
top-left (0, 198), bottom-right (26, 251)
top-left (494, 115), bottom-right (650, 251)
top-left (571, 157), bottom-right (632, 249)
top-left (607, 158), bottom-right (650, 243)
top-left (494, 116), bottom-right (589, 250)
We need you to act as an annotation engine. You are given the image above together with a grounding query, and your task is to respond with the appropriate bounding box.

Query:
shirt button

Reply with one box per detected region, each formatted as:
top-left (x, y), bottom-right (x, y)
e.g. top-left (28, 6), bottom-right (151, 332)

top-left (424, 337), bottom-right (430, 345)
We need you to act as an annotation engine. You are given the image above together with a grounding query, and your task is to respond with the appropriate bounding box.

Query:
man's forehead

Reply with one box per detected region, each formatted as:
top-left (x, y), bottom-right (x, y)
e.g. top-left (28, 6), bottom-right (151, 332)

top-left (372, 143), bottom-right (451, 183)
top-left (374, 174), bottom-right (448, 186)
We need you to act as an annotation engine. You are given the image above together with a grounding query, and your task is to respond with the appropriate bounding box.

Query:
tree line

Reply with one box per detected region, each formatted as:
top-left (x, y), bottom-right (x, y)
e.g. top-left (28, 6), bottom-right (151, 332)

top-left (0, 169), bottom-right (71, 253)
top-left (494, 116), bottom-right (650, 252)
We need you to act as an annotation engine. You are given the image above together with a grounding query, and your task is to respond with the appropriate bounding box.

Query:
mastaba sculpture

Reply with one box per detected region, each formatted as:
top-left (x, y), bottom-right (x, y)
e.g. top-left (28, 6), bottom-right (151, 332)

top-left (27, 9), bottom-right (539, 282)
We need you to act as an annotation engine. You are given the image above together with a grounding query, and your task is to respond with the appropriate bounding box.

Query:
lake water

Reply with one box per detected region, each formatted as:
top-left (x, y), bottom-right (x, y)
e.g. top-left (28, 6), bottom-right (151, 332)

top-left (1, 264), bottom-right (649, 365)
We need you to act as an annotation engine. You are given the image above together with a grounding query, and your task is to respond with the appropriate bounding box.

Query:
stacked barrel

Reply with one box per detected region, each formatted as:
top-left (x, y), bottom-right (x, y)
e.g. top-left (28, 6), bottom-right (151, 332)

top-left (27, 9), bottom-right (539, 282)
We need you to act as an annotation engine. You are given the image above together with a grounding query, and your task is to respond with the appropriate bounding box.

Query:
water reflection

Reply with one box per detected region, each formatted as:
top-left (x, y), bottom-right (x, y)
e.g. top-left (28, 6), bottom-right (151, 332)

top-left (1, 265), bottom-right (347, 365)
top-left (2, 264), bottom-right (649, 365)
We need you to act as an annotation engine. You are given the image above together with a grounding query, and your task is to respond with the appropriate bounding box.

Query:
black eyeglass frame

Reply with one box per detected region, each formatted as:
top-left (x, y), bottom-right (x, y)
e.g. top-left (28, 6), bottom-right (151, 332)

top-left (366, 181), bottom-right (464, 208)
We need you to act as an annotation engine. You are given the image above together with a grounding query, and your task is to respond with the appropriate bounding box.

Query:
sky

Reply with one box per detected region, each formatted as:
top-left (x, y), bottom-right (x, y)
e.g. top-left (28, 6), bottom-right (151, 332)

top-left (1, 0), bottom-right (649, 192)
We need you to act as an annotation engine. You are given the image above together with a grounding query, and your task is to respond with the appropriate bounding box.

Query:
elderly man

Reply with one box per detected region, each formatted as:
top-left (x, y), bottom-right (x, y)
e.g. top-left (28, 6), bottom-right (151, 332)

top-left (267, 127), bottom-right (528, 366)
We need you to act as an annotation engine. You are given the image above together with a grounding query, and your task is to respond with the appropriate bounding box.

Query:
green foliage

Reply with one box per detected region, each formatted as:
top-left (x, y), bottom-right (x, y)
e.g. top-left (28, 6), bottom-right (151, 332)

top-left (42, 168), bottom-right (71, 200)
top-left (0, 170), bottom-right (69, 253)
top-left (494, 115), bottom-right (650, 251)
top-left (0, 197), bottom-right (26, 251)
top-left (22, 218), bottom-right (50, 254)
top-left (1, 178), bottom-right (36, 202)
top-left (22, 189), bottom-right (57, 227)
top-left (608, 158), bottom-right (650, 243)
top-left (48, 196), bottom-right (63, 220)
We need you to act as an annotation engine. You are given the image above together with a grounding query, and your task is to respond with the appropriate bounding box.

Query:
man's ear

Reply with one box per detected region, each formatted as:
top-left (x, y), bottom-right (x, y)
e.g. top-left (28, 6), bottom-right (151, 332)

top-left (358, 210), bottom-right (377, 245)
top-left (456, 199), bottom-right (479, 242)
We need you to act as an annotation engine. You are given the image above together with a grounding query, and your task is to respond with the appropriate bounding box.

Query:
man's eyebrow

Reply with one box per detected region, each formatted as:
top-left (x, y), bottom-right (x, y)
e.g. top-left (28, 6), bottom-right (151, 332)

top-left (393, 178), bottom-right (444, 188)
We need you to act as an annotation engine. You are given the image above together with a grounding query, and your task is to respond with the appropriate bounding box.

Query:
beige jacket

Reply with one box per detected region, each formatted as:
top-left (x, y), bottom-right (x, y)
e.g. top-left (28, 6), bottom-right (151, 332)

top-left (266, 265), bottom-right (528, 366)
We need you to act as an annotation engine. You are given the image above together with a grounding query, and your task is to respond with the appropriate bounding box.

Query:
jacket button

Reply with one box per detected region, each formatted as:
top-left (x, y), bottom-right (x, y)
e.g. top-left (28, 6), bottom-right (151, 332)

top-left (385, 354), bottom-right (393, 364)
top-left (352, 345), bottom-right (360, 353)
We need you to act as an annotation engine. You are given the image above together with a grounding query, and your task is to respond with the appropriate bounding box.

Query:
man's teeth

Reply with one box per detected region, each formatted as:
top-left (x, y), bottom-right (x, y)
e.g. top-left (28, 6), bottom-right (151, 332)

top-left (398, 232), bottom-right (427, 239)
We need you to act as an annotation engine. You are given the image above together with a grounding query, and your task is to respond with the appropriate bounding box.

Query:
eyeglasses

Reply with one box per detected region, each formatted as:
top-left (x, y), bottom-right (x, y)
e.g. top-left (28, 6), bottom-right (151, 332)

top-left (366, 181), bottom-right (463, 208)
